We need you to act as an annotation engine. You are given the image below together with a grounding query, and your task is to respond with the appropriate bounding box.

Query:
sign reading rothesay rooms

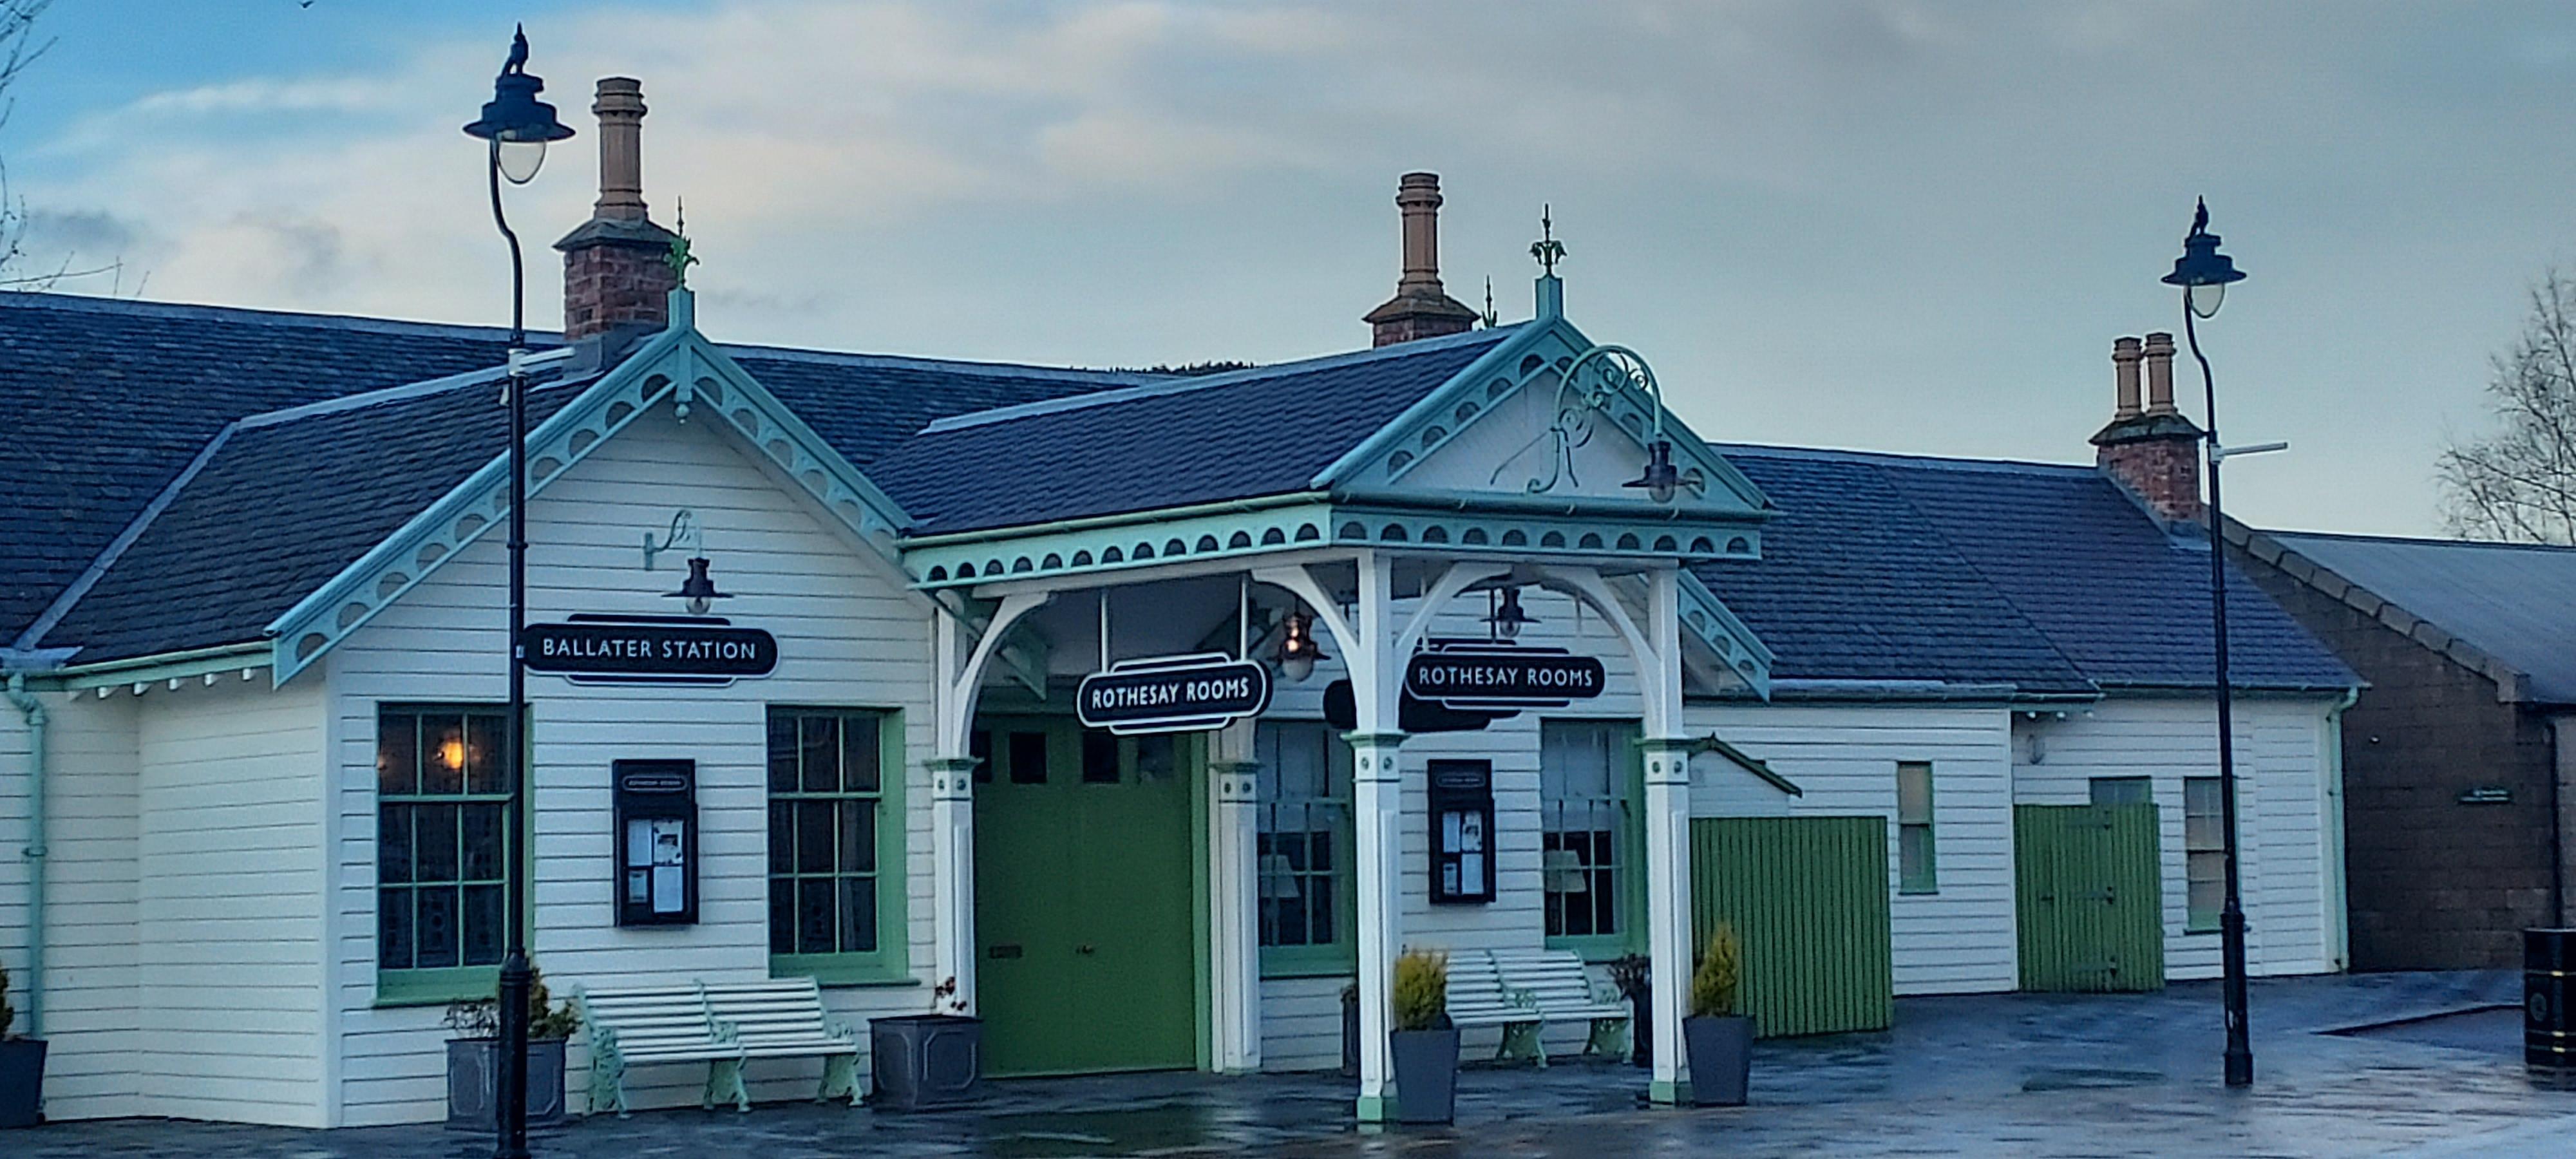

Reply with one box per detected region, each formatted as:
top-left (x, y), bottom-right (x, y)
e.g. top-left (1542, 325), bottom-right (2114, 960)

top-left (1077, 652), bottom-right (1271, 735)
top-left (1403, 640), bottom-right (1605, 710)
top-left (523, 613), bottom-right (779, 686)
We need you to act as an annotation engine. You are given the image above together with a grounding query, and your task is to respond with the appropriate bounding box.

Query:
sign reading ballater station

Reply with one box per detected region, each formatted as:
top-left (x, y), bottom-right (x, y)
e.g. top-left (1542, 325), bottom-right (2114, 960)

top-left (1403, 640), bottom-right (1606, 711)
top-left (522, 613), bottom-right (779, 686)
top-left (1077, 652), bottom-right (1273, 735)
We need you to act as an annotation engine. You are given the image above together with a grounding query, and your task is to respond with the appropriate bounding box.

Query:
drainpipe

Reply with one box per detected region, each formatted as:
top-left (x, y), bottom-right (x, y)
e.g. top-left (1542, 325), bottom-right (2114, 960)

top-left (3, 673), bottom-right (44, 1038)
top-left (2325, 687), bottom-right (2356, 972)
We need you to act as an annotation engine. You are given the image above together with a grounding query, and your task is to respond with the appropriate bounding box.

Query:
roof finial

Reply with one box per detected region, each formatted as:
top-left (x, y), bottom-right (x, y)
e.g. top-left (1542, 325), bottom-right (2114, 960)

top-left (1481, 277), bottom-right (1499, 328)
top-left (665, 196), bottom-right (699, 287)
top-left (1531, 203), bottom-right (1565, 277)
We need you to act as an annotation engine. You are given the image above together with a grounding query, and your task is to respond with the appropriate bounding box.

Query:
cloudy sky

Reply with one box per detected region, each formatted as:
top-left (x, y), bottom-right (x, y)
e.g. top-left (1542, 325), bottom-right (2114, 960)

top-left (10, 1), bottom-right (2576, 536)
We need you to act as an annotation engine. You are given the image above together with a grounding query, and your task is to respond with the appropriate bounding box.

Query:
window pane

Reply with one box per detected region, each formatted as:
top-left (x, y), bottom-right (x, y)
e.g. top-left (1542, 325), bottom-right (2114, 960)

top-left (1900, 824), bottom-right (1936, 892)
top-left (415, 887), bottom-right (460, 968)
top-left (460, 883), bottom-right (503, 966)
top-left (377, 888), bottom-right (414, 970)
top-left (796, 800), bottom-right (835, 874)
top-left (768, 801), bottom-right (794, 876)
top-left (1136, 734), bottom-right (1176, 782)
top-left (800, 715), bottom-right (839, 793)
top-left (415, 804), bottom-right (459, 882)
top-left (460, 802), bottom-right (504, 882)
top-left (1081, 730), bottom-right (1119, 784)
top-left (797, 878), bottom-right (835, 954)
top-left (841, 715), bottom-right (882, 794)
top-left (770, 879), bottom-right (797, 954)
top-left (1897, 763), bottom-right (1933, 823)
top-left (839, 878), bottom-right (878, 954)
top-left (422, 715), bottom-right (466, 796)
top-left (767, 713), bottom-right (799, 793)
top-left (464, 713), bottom-right (507, 796)
top-left (379, 808), bottom-right (413, 884)
top-left (840, 800), bottom-right (875, 874)
top-left (1009, 731), bottom-right (1048, 784)
top-left (377, 713), bottom-right (418, 796)
top-left (2090, 777), bottom-right (2152, 807)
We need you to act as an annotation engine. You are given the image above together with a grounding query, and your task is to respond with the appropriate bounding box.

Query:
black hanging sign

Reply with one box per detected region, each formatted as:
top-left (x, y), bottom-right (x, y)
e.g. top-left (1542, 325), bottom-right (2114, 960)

top-left (522, 613), bottom-right (779, 686)
top-left (1403, 639), bottom-right (1607, 711)
top-left (1077, 652), bottom-right (1272, 735)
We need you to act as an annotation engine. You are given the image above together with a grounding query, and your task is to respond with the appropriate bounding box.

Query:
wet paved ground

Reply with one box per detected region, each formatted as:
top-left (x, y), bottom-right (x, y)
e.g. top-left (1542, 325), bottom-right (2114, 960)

top-left (17, 970), bottom-right (2576, 1157)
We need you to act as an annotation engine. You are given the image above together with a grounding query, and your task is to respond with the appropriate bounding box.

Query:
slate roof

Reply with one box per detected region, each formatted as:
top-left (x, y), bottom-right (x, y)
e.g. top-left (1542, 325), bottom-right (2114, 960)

top-left (729, 349), bottom-right (1159, 469)
top-left (2262, 531), bottom-right (2576, 704)
top-left (35, 370), bottom-right (589, 663)
top-left (0, 292), bottom-right (533, 644)
top-left (1694, 446), bottom-right (2358, 694)
top-left (866, 327), bottom-right (1518, 535)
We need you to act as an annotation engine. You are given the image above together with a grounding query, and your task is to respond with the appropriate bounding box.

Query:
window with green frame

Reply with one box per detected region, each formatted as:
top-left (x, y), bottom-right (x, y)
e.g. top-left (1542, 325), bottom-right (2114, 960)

top-left (1897, 760), bottom-right (1937, 894)
top-left (767, 707), bottom-right (908, 985)
top-left (2184, 777), bottom-right (2225, 934)
top-left (1540, 719), bottom-right (1642, 959)
top-left (375, 704), bottom-right (513, 1004)
top-left (1255, 721), bottom-right (1354, 976)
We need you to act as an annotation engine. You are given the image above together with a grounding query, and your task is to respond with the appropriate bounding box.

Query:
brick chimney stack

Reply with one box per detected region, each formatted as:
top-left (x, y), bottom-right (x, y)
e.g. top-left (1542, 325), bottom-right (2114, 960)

top-left (555, 77), bottom-right (679, 343)
top-left (1363, 173), bottom-right (1479, 347)
top-left (2092, 332), bottom-right (2206, 524)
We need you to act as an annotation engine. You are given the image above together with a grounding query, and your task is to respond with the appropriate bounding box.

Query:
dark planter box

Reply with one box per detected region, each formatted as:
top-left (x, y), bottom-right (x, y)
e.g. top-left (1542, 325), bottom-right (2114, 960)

top-left (869, 1015), bottom-right (981, 1111)
top-left (0, 1039), bottom-right (44, 1129)
top-left (445, 1037), bottom-right (567, 1131)
top-left (1683, 1015), bottom-right (1752, 1107)
top-left (1388, 1028), bottom-right (1459, 1125)
top-left (1341, 989), bottom-right (1359, 1078)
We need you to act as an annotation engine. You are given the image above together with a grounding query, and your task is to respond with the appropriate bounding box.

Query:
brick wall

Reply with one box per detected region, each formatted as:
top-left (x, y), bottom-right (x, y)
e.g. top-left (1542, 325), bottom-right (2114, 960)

top-left (560, 236), bottom-right (677, 342)
top-left (2232, 541), bottom-right (2561, 970)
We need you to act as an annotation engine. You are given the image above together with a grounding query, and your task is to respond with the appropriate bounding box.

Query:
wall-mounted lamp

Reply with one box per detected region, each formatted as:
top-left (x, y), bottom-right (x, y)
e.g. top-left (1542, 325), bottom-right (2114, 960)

top-left (643, 509), bottom-right (701, 571)
top-left (1484, 587), bottom-right (1539, 640)
top-left (1622, 440), bottom-right (1681, 504)
top-left (1275, 607), bottom-right (1330, 682)
top-left (667, 557), bottom-right (732, 616)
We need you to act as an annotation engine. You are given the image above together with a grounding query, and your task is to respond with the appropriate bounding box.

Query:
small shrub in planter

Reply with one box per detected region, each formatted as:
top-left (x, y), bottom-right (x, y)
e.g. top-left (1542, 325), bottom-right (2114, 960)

top-left (0, 961), bottom-right (46, 1129)
top-left (1682, 923), bottom-right (1752, 1107)
top-left (1387, 948), bottom-right (1457, 1125)
top-left (443, 963), bottom-right (579, 1130)
top-left (1607, 953), bottom-right (1651, 1067)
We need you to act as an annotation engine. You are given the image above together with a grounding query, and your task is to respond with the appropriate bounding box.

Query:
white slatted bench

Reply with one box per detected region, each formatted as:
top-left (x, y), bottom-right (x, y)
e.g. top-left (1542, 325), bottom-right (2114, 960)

top-left (1446, 949), bottom-right (1631, 1066)
top-left (574, 983), bottom-right (746, 1117)
top-left (1488, 948), bottom-right (1631, 1064)
top-left (700, 978), bottom-right (862, 1108)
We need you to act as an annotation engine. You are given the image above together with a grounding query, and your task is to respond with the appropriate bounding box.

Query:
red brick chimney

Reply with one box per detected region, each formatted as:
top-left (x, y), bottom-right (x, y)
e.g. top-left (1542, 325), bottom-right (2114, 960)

top-left (1363, 173), bottom-right (1479, 347)
top-left (555, 77), bottom-right (679, 343)
top-left (2092, 331), bottom-right (2206, 523)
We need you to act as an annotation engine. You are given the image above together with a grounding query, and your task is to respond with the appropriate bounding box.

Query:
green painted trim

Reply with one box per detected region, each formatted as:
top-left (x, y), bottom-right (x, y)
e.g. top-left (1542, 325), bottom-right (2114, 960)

top-left (1544, 719), bottom-right (1647, 963)
top-left (1312, 321), bottom-right (1548, 489)
top-left (41, 642), bottom-right (269, 690)
top-left (1190, 732), bottom-right (1213, 1074)
top-left (905, 500), bottom-right (1338, 589)
top-left (1355, 1094), bottom-right (1389, 1123)
top-left (1260, 945), bottom-right (1358, 979)
top-left (766, 706), bottom-right (911, 983)
top-left (3, 674), bottom-right (46, 1037)
top-left (375, 965), bottom-right (498, 1008)
top-left (1649, 1079), bottom-right (1685, 1104)
top-left (900, 492), bottom-right (1331, 549)
top-left (1678, 572), bottom-right (1776, 699)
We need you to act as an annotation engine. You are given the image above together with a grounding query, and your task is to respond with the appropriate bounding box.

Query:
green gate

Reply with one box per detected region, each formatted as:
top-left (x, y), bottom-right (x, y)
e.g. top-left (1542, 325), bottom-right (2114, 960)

top-left (1690, 816), bottom-right (1893, 1038)
top-left (2014, 804), bottom-right (2165, 992)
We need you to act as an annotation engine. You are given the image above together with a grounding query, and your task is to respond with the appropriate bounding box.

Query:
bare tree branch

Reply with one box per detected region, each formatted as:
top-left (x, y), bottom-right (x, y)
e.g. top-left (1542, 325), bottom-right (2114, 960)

top-left (0, 0), bottom-right (60, 288)
top-left (2438, 268), bottom-right (2576, 544)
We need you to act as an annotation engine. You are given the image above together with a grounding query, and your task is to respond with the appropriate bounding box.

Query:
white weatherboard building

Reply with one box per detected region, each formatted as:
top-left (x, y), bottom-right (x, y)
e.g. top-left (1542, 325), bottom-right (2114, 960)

top-left (0, 79), bottom-right (2356, 1127)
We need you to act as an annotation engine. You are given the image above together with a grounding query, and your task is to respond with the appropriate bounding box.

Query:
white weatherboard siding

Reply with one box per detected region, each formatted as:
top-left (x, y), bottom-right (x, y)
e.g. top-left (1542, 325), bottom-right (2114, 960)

top-left (0, 689), bottom-right (144, 1121)
top-left (327, 404), bottom-right (940, 1126)
top-left (135, 673), bottom-right (331, 1126)
top-left (1683, 701), bottom-right (2020, 996)
top-left (2011, 695), bottom-right (2341, 979)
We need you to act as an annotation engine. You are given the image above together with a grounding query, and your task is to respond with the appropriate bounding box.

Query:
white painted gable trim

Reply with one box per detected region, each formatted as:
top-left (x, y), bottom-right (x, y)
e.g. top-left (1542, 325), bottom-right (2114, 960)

top-left (266, 320), bottom-right (913, 685)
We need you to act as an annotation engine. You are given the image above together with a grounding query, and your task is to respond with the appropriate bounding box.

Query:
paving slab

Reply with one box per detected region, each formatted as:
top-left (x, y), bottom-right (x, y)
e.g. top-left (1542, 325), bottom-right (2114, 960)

top-left (10, 971), bottom-right (2574, 1158)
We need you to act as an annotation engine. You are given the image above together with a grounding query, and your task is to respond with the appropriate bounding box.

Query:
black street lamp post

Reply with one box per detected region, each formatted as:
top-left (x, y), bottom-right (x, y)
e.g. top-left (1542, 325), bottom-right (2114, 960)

top-left (2163, 198), bottom-right (2253, 1088)
top-left (462, 26), bottom-right (574, 1159)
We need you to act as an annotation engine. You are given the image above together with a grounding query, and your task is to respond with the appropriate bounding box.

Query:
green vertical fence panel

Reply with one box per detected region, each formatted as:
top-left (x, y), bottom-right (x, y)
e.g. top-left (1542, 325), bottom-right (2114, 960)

top-left (2014, 804), bottom-right (2165, 993)
top-left (1690, 816), bottom-right (1894, 1038)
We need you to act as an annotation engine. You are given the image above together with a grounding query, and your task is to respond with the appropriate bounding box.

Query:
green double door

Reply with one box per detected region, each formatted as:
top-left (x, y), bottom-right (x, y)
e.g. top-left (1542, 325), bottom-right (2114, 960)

top-left (2014, 803), bottom-right (2166, 992)
top-left (973, 717), bottom-right (1200, 1076)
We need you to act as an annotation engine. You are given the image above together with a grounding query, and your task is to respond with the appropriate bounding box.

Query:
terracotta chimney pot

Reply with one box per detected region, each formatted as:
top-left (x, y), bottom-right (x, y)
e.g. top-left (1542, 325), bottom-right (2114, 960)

top-left (1363, 172), bottom-right (1480, 347)
top-left (2142, 331), bottom-right (2179, 415)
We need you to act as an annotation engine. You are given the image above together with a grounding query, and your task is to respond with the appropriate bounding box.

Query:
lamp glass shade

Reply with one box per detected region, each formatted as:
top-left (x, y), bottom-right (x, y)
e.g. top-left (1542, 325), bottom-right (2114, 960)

top-left (2187, 280), bottom-right (2226, 319)
top-left (668, 557), bottom-right (732, 616)
top-left (495, 138), bottom-right (547, 185)
top-left (1274, 608), bottom-right (1328, 682)
top-left (1280, 653), bottom-right (1315, 683)
top-left (1624, 439), bottom-right (1683, 504)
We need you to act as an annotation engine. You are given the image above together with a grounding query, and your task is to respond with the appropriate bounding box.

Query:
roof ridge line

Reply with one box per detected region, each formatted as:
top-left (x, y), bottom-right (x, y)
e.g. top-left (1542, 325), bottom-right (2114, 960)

top-left (0, 289), bottom-right (555, 344)
top-left (237, 356), bottom-right (581, 429)
top-left (2266, 526), bottom-right (2576, 553)
top-left (722, 343), bottom-right (1167, 384)
top-left (1714, 441), bottom-right (2096, 475)
top-left (15, 422), bottom-right (240, 653)
top-left (920, 325), bottom-right (1522, 435)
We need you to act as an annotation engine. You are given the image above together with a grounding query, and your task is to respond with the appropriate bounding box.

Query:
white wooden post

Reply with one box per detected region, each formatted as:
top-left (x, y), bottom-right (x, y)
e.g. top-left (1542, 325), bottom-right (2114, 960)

top-left (1641, 566), bottom-right (1694, 1104)
top-left (1209, 717), bottom-right (1263, 1073)
top-left (927, 593), bottom-right (1050, 1014)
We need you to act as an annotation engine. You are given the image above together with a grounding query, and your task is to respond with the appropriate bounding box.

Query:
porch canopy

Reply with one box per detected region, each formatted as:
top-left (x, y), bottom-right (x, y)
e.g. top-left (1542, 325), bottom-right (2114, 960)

top-left (871, 281), bottom-right (1777, 1115)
